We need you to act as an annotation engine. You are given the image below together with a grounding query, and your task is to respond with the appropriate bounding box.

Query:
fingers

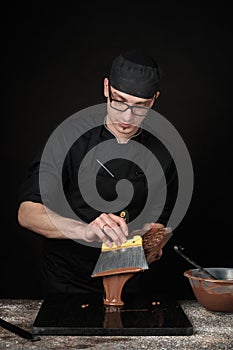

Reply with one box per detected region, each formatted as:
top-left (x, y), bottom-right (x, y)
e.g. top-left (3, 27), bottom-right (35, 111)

top-left (147, 249), bottom-right (163, 265)
top-left (142, 222), bottom-right (171, 264)
top-left (91, 213), bottom-right (128, 247)
top-left (142, 222), bottom-right (164, 230)
top-left (108, 213), bottom-right (128, 236)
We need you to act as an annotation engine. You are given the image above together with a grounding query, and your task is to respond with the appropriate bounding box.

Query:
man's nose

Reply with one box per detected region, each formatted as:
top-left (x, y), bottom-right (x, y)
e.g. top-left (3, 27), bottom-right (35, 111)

top-left (122, 108), bottom-right (134, 122)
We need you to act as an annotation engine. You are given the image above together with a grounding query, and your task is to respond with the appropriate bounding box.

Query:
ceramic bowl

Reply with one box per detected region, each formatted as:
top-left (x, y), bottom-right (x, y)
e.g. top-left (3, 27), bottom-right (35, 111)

top-left (184, 267), bottom-right (233, 312)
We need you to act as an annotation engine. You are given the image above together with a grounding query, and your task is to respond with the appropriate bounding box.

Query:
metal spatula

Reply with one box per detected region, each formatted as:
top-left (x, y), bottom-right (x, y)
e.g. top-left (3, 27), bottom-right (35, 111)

top-left (0, 317), bottom-right (40, 341)
top-left (173, 245), bottom-right (218, 279)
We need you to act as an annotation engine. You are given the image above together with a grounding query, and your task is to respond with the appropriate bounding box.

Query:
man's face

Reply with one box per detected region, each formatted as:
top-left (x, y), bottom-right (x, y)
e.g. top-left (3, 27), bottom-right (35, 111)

top-left (105, 83), bottom-right (156, 140)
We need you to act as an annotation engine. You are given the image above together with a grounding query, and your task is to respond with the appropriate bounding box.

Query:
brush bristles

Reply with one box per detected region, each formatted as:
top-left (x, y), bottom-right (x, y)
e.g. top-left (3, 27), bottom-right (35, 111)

top-left (92, 246), bottom-right (148, 276)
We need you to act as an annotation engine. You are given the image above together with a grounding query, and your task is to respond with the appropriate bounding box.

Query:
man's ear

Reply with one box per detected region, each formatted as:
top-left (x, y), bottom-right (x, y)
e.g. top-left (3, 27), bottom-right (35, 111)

top-left (152, 91), bottom-right (160, 105)
top-left (103, 77), bottom-right (109, 98)
top-left (155, 91), bottom-right (160, 100)
top-left (149, 91), bottom-right (160, 107)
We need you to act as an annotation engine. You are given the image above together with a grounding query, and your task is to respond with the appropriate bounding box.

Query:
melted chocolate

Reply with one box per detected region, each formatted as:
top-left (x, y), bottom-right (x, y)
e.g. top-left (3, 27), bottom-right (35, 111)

top-left (192, 279), bottom-right (233, 312)
top-left (185, 270), bottom-right (233, 312)
top-left (103, 272), bottom-right (136, 306)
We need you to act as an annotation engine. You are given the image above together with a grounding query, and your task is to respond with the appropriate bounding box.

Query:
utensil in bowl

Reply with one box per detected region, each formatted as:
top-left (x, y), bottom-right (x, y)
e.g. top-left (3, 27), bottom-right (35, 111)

top-left (173, 245), bottom-right (218, 279)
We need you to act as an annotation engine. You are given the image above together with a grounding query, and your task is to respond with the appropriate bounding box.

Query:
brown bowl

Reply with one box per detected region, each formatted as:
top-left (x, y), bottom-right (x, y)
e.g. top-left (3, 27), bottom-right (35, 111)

top-left (184, 267), bottom-right (233, 312)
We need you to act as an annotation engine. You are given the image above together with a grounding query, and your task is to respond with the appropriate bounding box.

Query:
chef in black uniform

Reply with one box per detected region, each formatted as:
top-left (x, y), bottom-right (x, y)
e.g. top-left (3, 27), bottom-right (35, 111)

top-left (17, 50), bottom-right (178, 297)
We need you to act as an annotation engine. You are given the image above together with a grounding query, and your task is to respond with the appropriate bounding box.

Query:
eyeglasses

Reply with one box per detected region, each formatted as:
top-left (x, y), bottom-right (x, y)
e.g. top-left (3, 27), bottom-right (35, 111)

top-left (108, 85), bottom-right (151, 117)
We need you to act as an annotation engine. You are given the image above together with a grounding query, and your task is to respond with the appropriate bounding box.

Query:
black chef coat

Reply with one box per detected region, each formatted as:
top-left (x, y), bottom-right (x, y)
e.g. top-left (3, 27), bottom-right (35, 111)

top-left (18, 116), bottom-right (178, 297)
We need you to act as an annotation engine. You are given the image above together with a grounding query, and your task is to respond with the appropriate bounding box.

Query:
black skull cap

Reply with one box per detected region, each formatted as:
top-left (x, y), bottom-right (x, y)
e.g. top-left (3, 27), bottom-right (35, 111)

top-left (109, 49), bottom-right (160, 99)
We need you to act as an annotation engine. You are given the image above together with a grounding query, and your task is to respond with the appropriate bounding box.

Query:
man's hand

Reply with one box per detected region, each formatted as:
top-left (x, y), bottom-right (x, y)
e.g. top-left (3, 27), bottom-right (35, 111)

top-left (142, 222), bottom-right (165, 264)
top-left (83, 213), bottom-right (128, 247)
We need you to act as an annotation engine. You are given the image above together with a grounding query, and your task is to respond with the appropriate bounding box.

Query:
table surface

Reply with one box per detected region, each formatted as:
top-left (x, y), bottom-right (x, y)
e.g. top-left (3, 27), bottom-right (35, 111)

top-left (0, 299), bottom-right (232, 350)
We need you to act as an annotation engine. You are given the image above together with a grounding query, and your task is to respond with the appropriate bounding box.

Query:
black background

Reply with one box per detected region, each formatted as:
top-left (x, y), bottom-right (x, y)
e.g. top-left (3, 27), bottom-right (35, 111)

top-left (2, 2), bottom-right (232, 299)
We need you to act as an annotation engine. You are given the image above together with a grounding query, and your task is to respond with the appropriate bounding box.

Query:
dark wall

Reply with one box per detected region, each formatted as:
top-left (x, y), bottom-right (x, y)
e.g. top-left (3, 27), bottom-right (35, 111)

top-left (2, 3), bottom-right (232, 299)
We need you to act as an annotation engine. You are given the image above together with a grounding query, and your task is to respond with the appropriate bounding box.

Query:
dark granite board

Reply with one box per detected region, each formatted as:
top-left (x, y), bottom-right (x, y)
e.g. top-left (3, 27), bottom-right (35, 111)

top-left (32, 292), bottom-right (193, 336)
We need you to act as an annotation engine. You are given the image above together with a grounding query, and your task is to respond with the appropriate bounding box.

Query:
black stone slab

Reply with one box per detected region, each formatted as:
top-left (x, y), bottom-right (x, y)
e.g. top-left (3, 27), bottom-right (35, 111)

top-left (32, 292), bottom-right (193, 336)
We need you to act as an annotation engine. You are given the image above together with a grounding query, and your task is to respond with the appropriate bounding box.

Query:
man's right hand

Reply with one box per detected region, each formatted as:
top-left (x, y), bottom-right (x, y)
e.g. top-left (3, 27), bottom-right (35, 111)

top-left (83, 213), bottom-right (128, 247)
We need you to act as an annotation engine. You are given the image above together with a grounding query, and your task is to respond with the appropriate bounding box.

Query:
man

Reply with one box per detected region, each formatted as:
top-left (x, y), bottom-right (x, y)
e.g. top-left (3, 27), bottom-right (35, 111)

top-left (17, 49), bottom-right (178, 296)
